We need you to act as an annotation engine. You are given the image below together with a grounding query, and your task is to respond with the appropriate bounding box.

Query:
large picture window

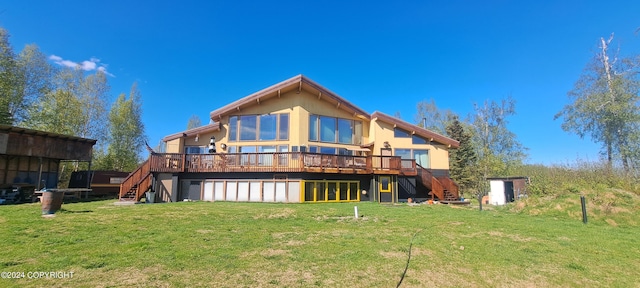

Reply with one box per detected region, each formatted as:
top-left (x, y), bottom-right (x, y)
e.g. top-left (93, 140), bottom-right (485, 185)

top-left (229, 113), bottom-right (289, 142)
top-left (259, 114), bottom-right (277, 141)
top-left (320, 116), bottom-right (336, 142)
top-left (239, 115), bottom-right (257, 141)
top-left (337, 118), bottom-right (353, 144)
top-left (309, 114), bottom-right (361, 145)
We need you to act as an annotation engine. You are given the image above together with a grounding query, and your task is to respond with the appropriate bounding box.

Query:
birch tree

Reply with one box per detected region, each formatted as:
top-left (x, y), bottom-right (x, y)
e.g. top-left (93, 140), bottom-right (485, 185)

top-left (0, 27), bottom-right (20, 124)
top-left (555, 33), bottom-right (640, 170)
top-left (471, 97), bottom-right (527, 179)
top-left (95, 83), bottom-right (147, 171)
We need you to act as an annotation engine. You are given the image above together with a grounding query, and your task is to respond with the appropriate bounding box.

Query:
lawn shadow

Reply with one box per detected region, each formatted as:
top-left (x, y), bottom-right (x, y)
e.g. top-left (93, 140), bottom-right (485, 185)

top-left (58, 208), bottom-right (94, 214)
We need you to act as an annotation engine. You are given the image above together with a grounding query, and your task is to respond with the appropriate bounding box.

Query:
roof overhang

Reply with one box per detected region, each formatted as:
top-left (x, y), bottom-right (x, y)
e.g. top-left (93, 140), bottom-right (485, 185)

top-left (346, 147), bottom-right (371, 152)
top-left (162, 123), bottom-right (221, 142)
top-left (0, 124), bottom-right (97, 144)
top-left (371, 111), bottom-right (460, 148)
top-left (208, 74), bottom-right (371, 121)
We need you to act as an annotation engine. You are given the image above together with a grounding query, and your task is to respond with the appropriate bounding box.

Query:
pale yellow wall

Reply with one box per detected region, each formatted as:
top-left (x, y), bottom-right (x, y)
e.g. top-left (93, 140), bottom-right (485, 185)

top-left (370, 119), bottom-right (450, 169)
top-left (211, 89), bottom-right (369, 153)
top-left (165, 138), bottom-right (182, 153)
top-left (163, 88), bottom-right (449, 170)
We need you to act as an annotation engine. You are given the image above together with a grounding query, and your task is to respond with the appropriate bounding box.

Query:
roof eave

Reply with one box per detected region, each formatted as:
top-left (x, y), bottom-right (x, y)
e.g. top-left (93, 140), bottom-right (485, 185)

top-left (371, 111), bottom-right (460, 148)
top-left (162, 123), bottom-right (221, 142)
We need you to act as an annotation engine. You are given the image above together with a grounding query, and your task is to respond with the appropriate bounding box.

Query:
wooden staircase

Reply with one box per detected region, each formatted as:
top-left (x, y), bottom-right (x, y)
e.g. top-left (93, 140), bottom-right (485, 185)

top-left (119, 159), bottom-right (153, 202)
top-left (416, 165), bottom-right (459, 201)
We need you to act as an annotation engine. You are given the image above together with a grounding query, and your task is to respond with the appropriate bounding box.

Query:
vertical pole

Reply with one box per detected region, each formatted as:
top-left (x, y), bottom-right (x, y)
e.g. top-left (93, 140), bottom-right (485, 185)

top-left (354, 206), bottom-right (359, 219)
top-left (478, 193), bottom-right (483, 211)
top-left (580, 195), bottom-right (588, 224)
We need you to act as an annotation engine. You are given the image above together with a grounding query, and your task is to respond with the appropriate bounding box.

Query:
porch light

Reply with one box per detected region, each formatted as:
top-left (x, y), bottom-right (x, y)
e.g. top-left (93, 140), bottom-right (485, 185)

top-left (220, 143), bottom-right (227, 150)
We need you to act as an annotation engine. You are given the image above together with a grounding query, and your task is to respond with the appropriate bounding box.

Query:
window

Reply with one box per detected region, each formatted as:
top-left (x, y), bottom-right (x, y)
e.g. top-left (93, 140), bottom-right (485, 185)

top-left (259, 146), bottom-right (276, 153)
top-left (279, 114), bottom-right (289, 140)
top-left (394, 149), bottom-right (412, 160)
top-left (185, 146), bottom-right (206, 154)
top-left (320, 146), bottom-right (336, 154)
top-left (394, 148), bottom-right (430, 168)
top-left (394, 128), bottom-right (411, 138)
top-left (412, 135), bottom-right (428, 144)
top-left (229, 117), bottom-right (237, 141)
top-left (259, 114), bottom-right (277, 140)
top-left (320, 116), bottom-right (336, 142)
top-left (309, 114), bottom-right (362, 144)
top-left (337, 118), bottom-right (353, 144)
top-left (309, 115), bottom-right (318, 141)
top-left (239, 115), bottom-right (257, 141)
top-left (229, 113), bottom-right (289, 142)
top-left (380, 176), bottom-right (391, 192)
top-left (414, 149), bottom-right (429, 168)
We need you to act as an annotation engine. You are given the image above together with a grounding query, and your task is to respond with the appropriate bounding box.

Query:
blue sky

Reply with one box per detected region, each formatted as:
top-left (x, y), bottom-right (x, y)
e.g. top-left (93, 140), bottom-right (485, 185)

top-left (2, 0), bottom-right (639, 164)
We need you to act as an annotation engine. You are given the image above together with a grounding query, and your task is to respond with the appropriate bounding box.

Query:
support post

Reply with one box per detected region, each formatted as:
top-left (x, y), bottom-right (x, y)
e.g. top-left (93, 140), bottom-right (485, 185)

top-left (580, 195), bottom-right (588, 224)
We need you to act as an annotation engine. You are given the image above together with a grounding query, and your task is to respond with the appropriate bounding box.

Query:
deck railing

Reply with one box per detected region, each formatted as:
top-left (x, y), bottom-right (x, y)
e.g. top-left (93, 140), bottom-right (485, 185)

top-left (146, 152), bottom-right (410, 174)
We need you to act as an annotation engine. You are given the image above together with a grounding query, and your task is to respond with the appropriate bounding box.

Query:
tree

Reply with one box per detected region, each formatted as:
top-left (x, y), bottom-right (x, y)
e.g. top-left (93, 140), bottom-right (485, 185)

top-left (555, 34), bottom-right (640, 170)
top-left (186, 114), bottom-right (202, 129)
top-left (0, 27), bottom-right (21, 124)
top-left (24, 67), bottom-right (110, 142)
top-left (15, 44), bottom-right (54, 125)
top-left (96, 83), bottom-right (147, 171)
top-left (445, 115), bottom-right (478, 196)
top-left (414, 99), bottom-right (455, 134)
top-left (471, 97), bottom-right (527, 180)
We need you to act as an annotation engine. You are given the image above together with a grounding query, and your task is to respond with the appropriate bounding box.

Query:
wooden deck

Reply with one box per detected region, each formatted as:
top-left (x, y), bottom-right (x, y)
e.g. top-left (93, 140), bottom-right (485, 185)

top-left (118, 153), bottom-right (454, 202)
top-left (148, 152), bottom-right (417, 176)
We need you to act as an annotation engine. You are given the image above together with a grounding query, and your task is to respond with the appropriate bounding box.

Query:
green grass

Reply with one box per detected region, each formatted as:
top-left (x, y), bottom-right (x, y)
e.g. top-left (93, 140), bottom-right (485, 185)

top-left (1, 193), bottom-right (639, 287)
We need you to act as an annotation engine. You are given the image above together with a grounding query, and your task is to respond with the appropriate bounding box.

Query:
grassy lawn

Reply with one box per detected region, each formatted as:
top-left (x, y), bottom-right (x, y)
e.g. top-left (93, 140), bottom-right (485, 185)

top-left (0, 193), bottom-right (639, 287)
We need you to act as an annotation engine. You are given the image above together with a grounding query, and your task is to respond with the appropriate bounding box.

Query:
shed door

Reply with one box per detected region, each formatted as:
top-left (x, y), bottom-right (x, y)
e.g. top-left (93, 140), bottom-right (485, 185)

top-left (504, 181), bottom-right (515, 203)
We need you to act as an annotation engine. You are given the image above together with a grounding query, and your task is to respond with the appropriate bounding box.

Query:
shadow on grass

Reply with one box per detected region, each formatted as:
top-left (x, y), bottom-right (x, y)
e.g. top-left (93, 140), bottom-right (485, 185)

top-left (58, 208), bottom-right (93, 214)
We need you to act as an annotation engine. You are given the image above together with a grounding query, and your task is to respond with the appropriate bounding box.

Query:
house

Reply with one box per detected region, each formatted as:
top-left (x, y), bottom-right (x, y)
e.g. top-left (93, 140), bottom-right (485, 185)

top-left (119, 75), bottom-right (460, 203)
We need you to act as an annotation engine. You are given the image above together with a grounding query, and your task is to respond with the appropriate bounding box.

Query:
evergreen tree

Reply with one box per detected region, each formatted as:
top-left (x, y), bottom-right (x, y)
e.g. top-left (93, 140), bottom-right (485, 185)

top-left (446, 115), bottom-right (478, 197)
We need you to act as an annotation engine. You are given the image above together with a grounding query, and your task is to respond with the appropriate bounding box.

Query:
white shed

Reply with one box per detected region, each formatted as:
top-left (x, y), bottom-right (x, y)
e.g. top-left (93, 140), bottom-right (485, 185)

top-left (487, 177), bottom-right (529, 205)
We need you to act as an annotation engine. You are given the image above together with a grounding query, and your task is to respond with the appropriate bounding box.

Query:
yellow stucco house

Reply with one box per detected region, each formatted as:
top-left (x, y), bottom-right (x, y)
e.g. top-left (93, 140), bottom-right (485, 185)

top-left (120, 75), bottom-right (460, 203)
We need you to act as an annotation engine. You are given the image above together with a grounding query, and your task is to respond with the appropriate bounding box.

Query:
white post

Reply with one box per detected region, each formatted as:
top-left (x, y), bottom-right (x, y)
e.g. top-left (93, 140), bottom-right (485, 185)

top-left (354, 206), bottom-right (359, 219)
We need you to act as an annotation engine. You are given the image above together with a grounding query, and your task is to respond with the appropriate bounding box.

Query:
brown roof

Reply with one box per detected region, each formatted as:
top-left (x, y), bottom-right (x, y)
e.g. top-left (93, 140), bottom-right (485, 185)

top-left (162, 123), bottom-right (221, 142)
top-left (0, 124), bottom-right (97, 144)
top-left (371, 111), bottom-right (460, 148)
top-left (209, 74), bottom-right (370, 121)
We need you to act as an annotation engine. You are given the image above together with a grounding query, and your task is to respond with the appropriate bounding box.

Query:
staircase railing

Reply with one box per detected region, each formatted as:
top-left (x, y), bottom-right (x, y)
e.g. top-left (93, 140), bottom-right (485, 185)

top-left (119, 159), bottom-right (151, 200)
top-left (437, 177), bottom-right (460, 200)
top-left (416, 164), bottom-right (445, 200)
